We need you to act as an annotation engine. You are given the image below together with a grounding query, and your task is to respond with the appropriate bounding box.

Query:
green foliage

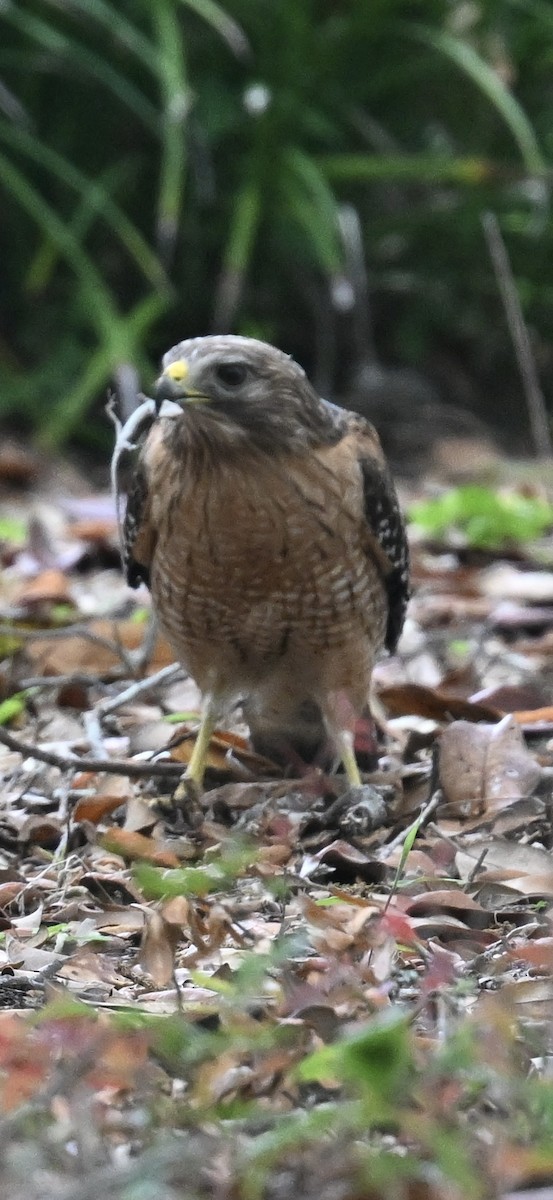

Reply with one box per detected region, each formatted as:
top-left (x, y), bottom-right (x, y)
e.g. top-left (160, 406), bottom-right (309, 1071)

top-left (410, 484), bottom-right (553, 547)
top-left (0, 518), bottom-right (26, 544)
top-left (1, 1), bottom-right (553, 446)
top-left (0, 690), bottom-right (29, 726)
top-left (134, 838), bottom-right (256, 897)
top-left (298, 1008), bottom-right (413, 1114)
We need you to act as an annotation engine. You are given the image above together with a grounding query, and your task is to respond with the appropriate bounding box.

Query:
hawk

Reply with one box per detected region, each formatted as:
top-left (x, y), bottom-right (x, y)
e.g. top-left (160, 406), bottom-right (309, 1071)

top-left (112, 336), bottom-right (409, 793)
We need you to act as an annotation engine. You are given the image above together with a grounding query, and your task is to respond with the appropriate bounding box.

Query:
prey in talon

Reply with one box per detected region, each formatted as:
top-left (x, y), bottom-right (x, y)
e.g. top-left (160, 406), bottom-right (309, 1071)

top-left (112, 335), bottom-right (409, 801)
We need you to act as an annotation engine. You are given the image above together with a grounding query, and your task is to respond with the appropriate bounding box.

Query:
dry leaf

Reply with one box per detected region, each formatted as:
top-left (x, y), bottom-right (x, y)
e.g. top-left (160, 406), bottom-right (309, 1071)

top-left (74, 793), bottom-right (129, 824)
top-left (68, 518), bottom-right (117, 542)
top-left (299, 840), bottom-right (387, 884)
top-left (140, 910), bottom-right (181, 986)
top-left (169, 724), bottom-right (277, 776)
top-left (99, 828), bottom-right (180, 867)
top-left (74, 775), bottom-right (133, 824)
top-left (438, 716), bottom-right (541, 816)
top-left (27, 620), bottom-right (174, 676)
top-left (456, 838), bottom-right (553, 896)
top-left (15, 569), bottom-right (74, 608)
top-left (379, 682), bottom-right (500, 724)
top-left (405, 889), bottom-right (489, 929)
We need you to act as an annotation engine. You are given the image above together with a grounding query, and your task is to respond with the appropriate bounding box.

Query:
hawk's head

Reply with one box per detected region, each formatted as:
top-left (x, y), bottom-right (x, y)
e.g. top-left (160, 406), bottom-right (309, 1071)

top-left (154, 335), bottom-right (343, 453)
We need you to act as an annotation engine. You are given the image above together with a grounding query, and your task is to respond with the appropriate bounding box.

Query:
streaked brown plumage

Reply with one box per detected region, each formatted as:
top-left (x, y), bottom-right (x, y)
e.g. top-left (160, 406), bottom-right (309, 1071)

top-left (114, 335), bottom-right (409, 790)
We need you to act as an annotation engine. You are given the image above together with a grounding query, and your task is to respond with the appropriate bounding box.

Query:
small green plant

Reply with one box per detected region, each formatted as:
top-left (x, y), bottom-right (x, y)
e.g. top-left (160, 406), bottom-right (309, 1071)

top-left (410, 484), bottom-right (553, 548)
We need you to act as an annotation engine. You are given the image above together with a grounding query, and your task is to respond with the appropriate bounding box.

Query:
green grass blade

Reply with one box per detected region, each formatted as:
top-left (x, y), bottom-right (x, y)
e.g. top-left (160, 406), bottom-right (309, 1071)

top-left (44, 0), bottom-right (155, 70)
top-left (175, 0), bottom-right (249, 56)
top-left (283, 150), bottom-right (343, 277)
top-left (407, 24), bottom-right (545, 174)
top-left (213, 179), bottom-right (261, 326)
top-left (41, 291), bottom-right (167, 447)
top-left (0, 151), bottom-right (116, 340)
top-left (319, 153), bottom-right (526, 184)
top-left (152, 0), bottom-right (189, 260)
top-left (0, 120), bottom-right (169, 294)
top-left (2, 6), bottom-right (158, 132)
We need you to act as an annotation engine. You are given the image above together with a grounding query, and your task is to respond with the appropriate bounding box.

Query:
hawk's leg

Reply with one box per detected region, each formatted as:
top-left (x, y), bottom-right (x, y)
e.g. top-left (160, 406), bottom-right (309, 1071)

top-left (334, 728), bottom-right (363, 788)
top-left (322, 691), bottom-right (365, 787)
top-left (173, 694), bottom-right (218, 803)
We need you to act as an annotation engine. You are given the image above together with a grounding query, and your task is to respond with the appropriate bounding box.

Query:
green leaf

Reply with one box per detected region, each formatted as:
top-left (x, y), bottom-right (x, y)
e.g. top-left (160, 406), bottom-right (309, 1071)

top-left (0, 692), bottom-right (28, 726)
top-left (176, 0), bottom-right (249, 56)
top-left (4, 5), bottom-right (157, 131)
top-left (134, 840), bottom-right (256, 899)
top-left (298, 1008), bottom-right (413, 1111)
top-left (0, 118), bottom-right (169, 294)
top-left (320, 153), bottom-right (502, 186)
top-left (406, 24), bottom-right (545, 174)
top-left (152, 0), bottom-right (189, 259)
top-left (410, 486), bottom-right (553, 548)
top-left (0, 517), bottom-right (26, 544)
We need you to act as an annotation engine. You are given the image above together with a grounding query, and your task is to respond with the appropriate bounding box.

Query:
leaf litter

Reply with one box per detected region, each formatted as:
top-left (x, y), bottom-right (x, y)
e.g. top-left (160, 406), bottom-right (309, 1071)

top-left (0, 469), bottom-right (550, 1196)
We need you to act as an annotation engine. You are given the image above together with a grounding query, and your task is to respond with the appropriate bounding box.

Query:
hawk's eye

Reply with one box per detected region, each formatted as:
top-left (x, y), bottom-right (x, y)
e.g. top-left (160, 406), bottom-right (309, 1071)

top-left (214, 361), bottom-right (248, 388)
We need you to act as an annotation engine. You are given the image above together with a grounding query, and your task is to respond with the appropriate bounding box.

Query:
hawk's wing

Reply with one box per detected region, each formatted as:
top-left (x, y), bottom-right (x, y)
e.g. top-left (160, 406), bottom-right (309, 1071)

top-left (351, 415), bottom-right (410, 653)
top-left (110, 395), bottom-right (157, 589)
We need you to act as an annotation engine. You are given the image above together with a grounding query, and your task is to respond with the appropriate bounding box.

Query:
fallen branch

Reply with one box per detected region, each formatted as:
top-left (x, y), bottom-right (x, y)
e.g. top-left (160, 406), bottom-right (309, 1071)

top-left (94, 662), bottom-right (183, 717)
top-left (0, 725), bottom-right (185, 779)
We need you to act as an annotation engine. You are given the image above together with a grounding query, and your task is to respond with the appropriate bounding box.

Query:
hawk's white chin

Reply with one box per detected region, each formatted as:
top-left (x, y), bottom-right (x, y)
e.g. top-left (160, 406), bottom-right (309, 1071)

top-left (158, 398), bottom-right (184, 419)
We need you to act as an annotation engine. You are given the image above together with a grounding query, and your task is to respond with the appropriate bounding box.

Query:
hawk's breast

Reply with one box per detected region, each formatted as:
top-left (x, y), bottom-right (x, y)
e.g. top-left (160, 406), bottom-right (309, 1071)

top-left (147, 434), bottom-right (387, 677)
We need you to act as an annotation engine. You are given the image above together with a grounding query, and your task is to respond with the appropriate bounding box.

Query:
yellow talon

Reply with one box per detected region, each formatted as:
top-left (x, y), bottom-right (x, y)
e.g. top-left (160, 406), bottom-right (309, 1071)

top-left (336, 729), bottom-right (362, 787)
top-left (173, 699), bottom-right (218, 805)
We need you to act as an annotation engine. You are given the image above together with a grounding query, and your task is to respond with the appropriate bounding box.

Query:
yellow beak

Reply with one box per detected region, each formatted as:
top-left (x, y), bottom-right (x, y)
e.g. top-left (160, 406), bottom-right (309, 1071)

top-left (155, 359), bottom-right (207, 404)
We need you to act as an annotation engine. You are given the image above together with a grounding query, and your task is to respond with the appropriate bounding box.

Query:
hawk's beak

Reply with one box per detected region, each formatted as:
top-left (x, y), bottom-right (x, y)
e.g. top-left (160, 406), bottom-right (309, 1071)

top-left (154, 359), bottom-right (207, 408)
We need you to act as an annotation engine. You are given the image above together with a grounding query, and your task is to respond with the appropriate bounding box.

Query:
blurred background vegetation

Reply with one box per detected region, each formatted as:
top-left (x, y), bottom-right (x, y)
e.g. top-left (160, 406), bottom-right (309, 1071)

top-left (1, 0), bottom-right (553, 458)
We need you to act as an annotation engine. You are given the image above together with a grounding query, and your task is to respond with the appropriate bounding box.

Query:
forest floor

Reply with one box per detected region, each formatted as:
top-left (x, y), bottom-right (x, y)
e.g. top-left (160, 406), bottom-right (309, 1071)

top-left (0, 438), bottom-right (551, 1199)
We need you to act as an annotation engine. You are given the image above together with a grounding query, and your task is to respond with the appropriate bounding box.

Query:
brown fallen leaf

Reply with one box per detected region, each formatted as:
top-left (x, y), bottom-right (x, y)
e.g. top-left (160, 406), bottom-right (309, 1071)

top-left (140, 910), bottom-right (182, 986)
top-left (404, 889), bottom-right (489, 929)
top-left (27, 619), bottom-right (175, 676)
top-left (512, 706), bottom-right (553, 731)
top-left (299, 839), bottom-right (388, 884)
top-left (471, 683), bottom-right (552, 711)
top-left (456, 838), bottom-right (553, 896)
top-left (73, 793), bottom-right (130, 824)
top-left (169, 724), bottom-right (278, 777)
top-left (378, 682), bottom-right (500, 724)
top-left (438, 715), bottom-right (541, 816)
top-left (501, 977), bottom-right (553, 1022)
top-left (67, 518), bottom-right (117, 542)
top-left (0, 882), bottom-right (25, 909)
top-left (14, 569), bottom-right (74, 608)
top-left (99, 828), bottom-right (180, 867)
top-left (0, 442), bottom-right (38, 484)
top-left (73, 775), bottom-right (133, 824)
top-left (18, 815), bottom-right (62, 850)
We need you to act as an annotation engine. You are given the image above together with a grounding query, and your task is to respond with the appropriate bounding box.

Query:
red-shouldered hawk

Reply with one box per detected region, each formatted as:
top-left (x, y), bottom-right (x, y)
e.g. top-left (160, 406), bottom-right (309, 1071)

top-left (113, 336), bottom-right (409, 794)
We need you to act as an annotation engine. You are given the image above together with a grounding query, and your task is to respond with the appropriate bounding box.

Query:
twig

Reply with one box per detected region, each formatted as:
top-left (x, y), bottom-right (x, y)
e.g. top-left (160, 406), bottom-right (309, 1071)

top-left (82, 710), bottom-right (109, 760)
top-left (464, 846), bottom-right (489, 889)
top-left (0, 725), bottom-right (185, 779)
top-left (95, 661), bottom-right (182, 717)
top-left (482, 210), bottom-right (552, 458)
top-left (81, 662), bottom-right (183, 759)
top-left (17, 674), bottom-right (119, 689)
